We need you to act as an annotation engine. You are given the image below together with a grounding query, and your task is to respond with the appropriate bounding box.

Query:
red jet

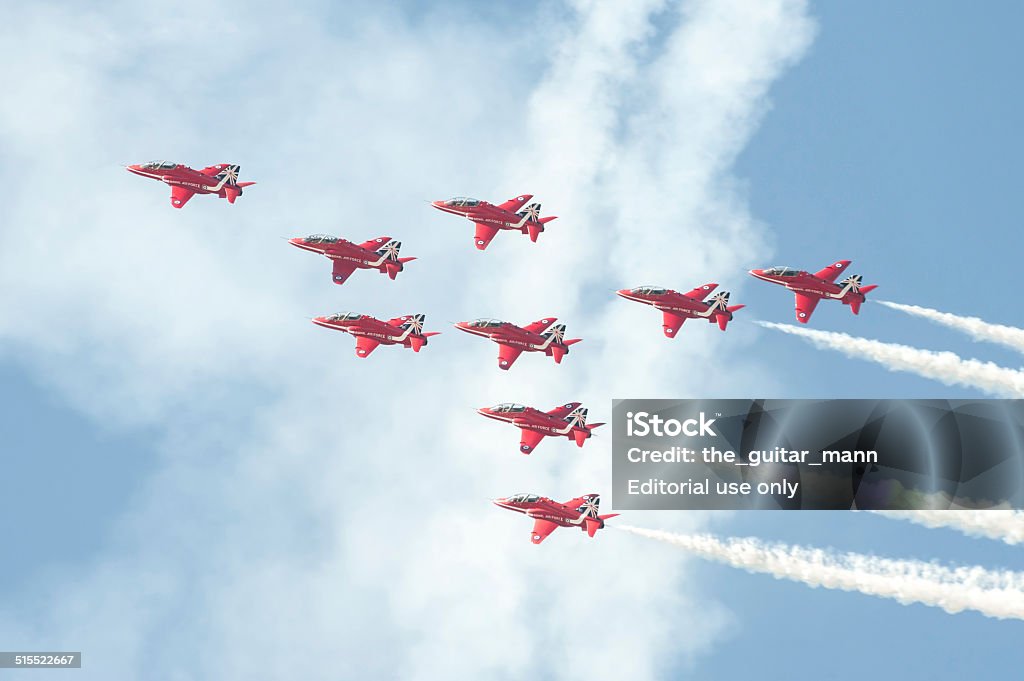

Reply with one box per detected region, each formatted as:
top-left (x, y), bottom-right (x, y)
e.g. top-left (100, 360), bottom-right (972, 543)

top-left (477, 401), bottom-right (603, 454)
top-left (616, 283), bottom-right (745, 337)
top-left (312, 312), bottom-right (439, 357)
top-left (492, 492), bottom-right (618, 544)
top-left (289, 234), bottom-right (416, 285)
top-left (749, 260), bottom-right (878, 323)
top-left (126, 161), bottom-right (255, 208)
top-left (454, 317), bottom-right (582, 370)
top-left (431, 194), bottom-right (557, 250)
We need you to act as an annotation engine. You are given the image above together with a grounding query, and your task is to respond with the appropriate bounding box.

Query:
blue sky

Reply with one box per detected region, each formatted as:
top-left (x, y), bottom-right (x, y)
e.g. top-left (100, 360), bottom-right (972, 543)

top-left (0, 1), bottom-right (1022, 678)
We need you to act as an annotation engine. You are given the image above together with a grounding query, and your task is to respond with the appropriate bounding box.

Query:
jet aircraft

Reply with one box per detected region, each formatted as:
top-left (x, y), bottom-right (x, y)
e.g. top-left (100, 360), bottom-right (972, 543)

top-left (749, 260), bottom-right (878, 323)
top-left (477, 401), bottom-right (603, 454)
top-left (312, 313), bottom-right (439, 357)
top-left (126, 161), bottom-right (255, 208)
top-left (454, 317), bottom-right (581, 370)
top-left (616, 283), bottom-right (745, 337)
top-left (492, 492), bottom-right (618, 544)
top-left (431, 194), bottom-right (557, 250)
top-left (289, 234), bottom-right (416, 285)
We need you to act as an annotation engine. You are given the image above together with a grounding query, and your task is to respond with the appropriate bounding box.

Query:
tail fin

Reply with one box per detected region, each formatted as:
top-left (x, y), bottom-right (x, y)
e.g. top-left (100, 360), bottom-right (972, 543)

top-left (542, 323), bottom-right (566, 345)
top-left (214, 164), bottom-right (241, 186)
top-left (573, 494), bottom-right (609, 537)
top-left (390, 313), bottom-right (426, 339)
top-left (376, 239), bottom-right (404, 262)
top-left (517, 202), bottom-right (541, 221)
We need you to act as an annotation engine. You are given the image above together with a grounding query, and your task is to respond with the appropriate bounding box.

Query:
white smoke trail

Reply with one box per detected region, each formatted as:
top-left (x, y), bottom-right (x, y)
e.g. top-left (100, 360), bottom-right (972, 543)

top-left (878, 300), bottom-right (1024, 355)
top-left (757, 321), bottom-right (1024, 397)
top-left (873, 510), bottom-right (1024, 546)
top-left (618, 525), bottom-right (1024, 620)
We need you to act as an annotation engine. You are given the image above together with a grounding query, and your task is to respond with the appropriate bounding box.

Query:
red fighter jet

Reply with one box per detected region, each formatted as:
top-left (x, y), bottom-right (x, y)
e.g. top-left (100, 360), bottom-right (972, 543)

top-left (749, 260), bottom-right (878, 323)
top-left (492, 492), bottom-right (618, 545)
top-left (453, 317), bottom-right (582, 370)
top-left (477, 401), bottom-right (603, 454)
top-left (616, 283), bottom-right (745, 338)
top-left (430, 194), bottom-right (557, 250)
top-left (288, 234), bottom-right (416, 285)
top-left (312, 312), bottom-right (439, 357)
top-left (126, 161), bottom-right (255, 208)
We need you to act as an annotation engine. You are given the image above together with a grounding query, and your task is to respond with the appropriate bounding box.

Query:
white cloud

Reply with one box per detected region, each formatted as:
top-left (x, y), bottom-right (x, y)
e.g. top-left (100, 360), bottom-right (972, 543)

top-left (0, 1), bottom-right (814, 678)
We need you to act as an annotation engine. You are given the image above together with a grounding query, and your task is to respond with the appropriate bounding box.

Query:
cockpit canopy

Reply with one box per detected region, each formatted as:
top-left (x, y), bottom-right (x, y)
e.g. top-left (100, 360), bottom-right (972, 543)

top-left (508, 493), bottom-right (540, 503)
top-left (325, 312), bottom-right (362, 322)
top-left (467, 318), bottom-right (504, 328)
top-left (630, 285), bottom-right (668, 296)
top-left (141, 160), bottom-right (177, 170)
top-left (763, 266), bottom-right (800, 276)
top-left (304, 234), bottom-right (339, 244)
top-left (491, 403), bottom-right (526, 413)
top-left (444, 197), bottom-right (481, 207)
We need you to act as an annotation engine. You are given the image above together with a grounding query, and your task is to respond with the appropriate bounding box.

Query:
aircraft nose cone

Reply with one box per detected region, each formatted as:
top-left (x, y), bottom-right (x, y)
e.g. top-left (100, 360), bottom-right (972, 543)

top-left (288, 237), bottom-right (305, 247)
top-left (615, 289), bottom-right (630, 298)
top-left (749, 268), bottom-right (764, 276)
top-left (454, 321), bottom-right (471, 331)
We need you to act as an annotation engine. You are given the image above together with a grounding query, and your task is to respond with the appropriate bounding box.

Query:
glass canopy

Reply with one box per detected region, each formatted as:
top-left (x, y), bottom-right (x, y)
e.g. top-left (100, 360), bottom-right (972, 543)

top-left (141, 161), bottom-right (177, 170)
top-left (467, 318), bottom-right (504, 327)
top-left (304, 234), bottom-right (339, 244)
top-left (630, 285), bottom-right (668, 295)
top-left (490, 403), bottom-right (526, 413)
top-left (763, 266), bottom-right (800, 276)
top-left (508, 493), bottom-right (540, 503)
top-left (444, 197), bottom-right (481, 207)
top-left (325, 312), bottom-right (362, 321)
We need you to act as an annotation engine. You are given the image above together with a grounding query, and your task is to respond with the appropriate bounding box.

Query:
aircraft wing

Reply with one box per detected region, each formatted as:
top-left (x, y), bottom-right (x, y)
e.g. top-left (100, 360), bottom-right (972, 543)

top-left (497, 344), bottom-right (524, 370)
top-left (497, 194), bottom-right (532, 213)
top-left (794, 292), bottom-right (821, 323)
top-left (662, 310), bottom-right (686, 338)
top-left (522, 317), bottom-right (556, 334)
top-left (169, 186), bottom-right (195, 209)
top-left (813, 260), bottom-right (852, 283)
top-left (682, 283), bottom-right (717, 300)
top-left (545, 402), bottom-right (581, 419)
top-left (357, 236), bottom-right (392, 251)
top-left (518, 428), bottom-right (546, 454)
top-left (530, 518), bottom-right (559, 544)
top-left (473, 223), bottom-right (500, 250)
top-left (331, 259), bottom-right (358, 285)
top-left (354, 336), bottom-right (381, 358)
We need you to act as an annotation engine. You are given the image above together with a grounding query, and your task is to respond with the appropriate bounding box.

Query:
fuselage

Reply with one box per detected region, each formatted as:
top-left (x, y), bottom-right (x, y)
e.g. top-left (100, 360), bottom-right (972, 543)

top-left (289, 235), bottom-right (398, 270)
top-left (313, 314), bottom-right (414, 347)
top-left (127, 162), bottom-right (230, 195)
top-left (492, 495), bottom-right (588, 529)
top-left (455, 319), bottom-right (562, 353)
top-left (749, 264), bottom-right (864, 303)
top-left (616, 287), bottom-right (723, 317)
top-left (431, 197), bottom-right (544, 233)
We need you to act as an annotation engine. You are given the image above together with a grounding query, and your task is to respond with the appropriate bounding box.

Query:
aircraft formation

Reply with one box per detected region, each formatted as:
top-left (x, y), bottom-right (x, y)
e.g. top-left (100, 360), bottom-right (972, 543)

top-left (128, 163), bottom-right (878, 544)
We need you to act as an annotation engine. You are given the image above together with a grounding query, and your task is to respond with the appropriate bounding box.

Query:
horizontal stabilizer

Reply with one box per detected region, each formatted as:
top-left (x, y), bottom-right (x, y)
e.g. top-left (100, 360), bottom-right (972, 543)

top-left (237, 181), bottom-right (256, 188)
top-left (527, 223), bottom-right (542, 242)
top-left (551, 345), bottom-right (566, 364)
top-left (859, 284), bottom-right (878, 295)
top-left (540, 216), bottom-right (557, 224)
